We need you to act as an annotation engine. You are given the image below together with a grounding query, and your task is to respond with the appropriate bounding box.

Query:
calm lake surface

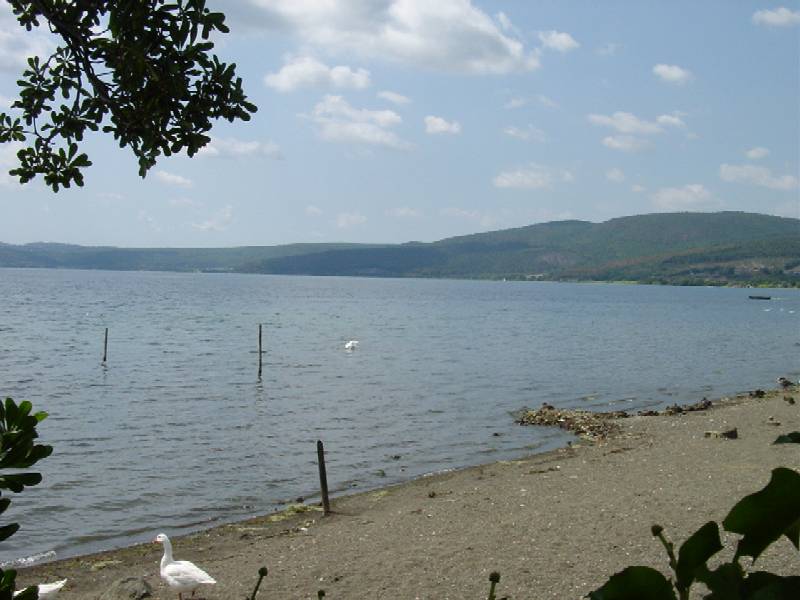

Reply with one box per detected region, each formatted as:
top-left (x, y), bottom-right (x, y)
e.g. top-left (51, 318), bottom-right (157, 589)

top-left (1, 268), bottom-right (798, 564)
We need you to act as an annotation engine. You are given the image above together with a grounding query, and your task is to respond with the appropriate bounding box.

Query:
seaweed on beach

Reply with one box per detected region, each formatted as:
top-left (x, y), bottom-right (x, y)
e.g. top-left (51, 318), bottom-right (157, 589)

top-left (515, 404), bottom-right (627, 440)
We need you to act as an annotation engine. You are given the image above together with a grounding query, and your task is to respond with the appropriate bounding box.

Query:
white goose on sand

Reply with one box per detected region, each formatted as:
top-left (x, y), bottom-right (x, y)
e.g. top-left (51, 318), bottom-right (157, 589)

top-left (154, 533), bottom-right (216, 600)
top-left (14, 579), bottom-right (67, 598)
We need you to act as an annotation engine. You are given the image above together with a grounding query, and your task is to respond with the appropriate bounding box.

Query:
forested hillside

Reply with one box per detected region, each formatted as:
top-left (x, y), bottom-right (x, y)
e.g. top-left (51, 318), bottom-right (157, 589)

top-left (2, 212), bottom-right (798, 286)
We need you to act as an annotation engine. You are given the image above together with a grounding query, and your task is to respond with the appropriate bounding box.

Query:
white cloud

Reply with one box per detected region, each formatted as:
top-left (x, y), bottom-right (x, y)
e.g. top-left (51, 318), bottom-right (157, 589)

top-left (602, 135), bottom-right (649, 152)
top-left (493, 163), bottom-right (573, 190)
top-left (745, 146), bottom-right (770, 160)
top-left (386, 206), bottom-right (421, 218)
top-left (264, 55), bottom-right (370, 92)
top-left (312, 95), bottom-right (401, 128)
top-left (305, 205), bottom-right (324, 217)
top-left (155, 170), bottom-right (193, 188)
top-left (495, 12), bottom-right (518, 36)
top-left (652, 184), bottom-right (718, 211)
top-left (537, 30), bottom-right (580, 52)
top-left (656, 114), bottom-right (685, 128)
top-left (198, 136), bottom-right (284, 160)
top-left (606, 168), bottom-right (625, 183)
top-left (631, 184), bottom-right (646, 193)
top-left (753, 7), bottom-right (800, 27)
top-left (424, 115), bottom-right (461, 134)
top-left (502, 125), bottom-right (546, 142)
top-left (336, 211), bottom-right (367, 228)
top-left (0, 93), bottom-right (14, 109)
top-left (653, 63), bottom-right (692, 85)
top-left (377, 90), bottom-right (411, 105)
top-left (590, 111), bottom-right (685, 151)
top-left (588, 112), bottom-right (662, 134)
top-left (193, 205), bottom-right (234, 232)
top-left (307, 94), bottom-right (408, 149)
top-left (242, 0), bottom-right (540, 74)
top-left (719, 164), bottom-right (799, 190)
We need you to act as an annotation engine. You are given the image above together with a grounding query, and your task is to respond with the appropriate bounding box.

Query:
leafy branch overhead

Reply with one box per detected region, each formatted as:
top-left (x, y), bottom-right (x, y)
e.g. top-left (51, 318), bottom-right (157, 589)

top-left (0, 0), bottom-right (257, 192)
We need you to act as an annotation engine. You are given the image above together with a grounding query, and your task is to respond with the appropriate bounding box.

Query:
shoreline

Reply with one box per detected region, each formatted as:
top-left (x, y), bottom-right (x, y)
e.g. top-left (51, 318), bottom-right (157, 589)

top-left (3, 266), bottom-right (800, 289)
top-left (18, 386), bottom-right (800, 598)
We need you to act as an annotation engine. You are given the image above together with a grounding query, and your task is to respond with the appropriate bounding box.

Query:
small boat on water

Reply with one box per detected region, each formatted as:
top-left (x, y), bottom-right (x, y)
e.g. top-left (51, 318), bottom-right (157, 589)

top-left (748, 295), bottom-right (771, 300)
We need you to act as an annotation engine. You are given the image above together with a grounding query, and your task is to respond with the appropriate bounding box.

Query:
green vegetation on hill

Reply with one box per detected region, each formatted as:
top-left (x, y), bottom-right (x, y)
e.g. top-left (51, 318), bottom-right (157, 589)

top-left (1, 212), bottom-right (798, 287)
top-left (0, 242), bottom-right (376, 273)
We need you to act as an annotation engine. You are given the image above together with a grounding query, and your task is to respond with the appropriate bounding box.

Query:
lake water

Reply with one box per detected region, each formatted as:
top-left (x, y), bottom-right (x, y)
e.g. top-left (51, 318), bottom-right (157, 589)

top-left (0, 268), bottom-right (798, 564)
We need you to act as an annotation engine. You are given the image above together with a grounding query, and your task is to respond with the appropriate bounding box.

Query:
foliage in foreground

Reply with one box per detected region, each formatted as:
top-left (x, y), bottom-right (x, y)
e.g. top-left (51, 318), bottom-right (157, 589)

top-left (0, 0), bottom-right (257, 191)
top-left (0, 398), bottom-right (52, 600)
top-left (588, 467), bottom-right (800, 600)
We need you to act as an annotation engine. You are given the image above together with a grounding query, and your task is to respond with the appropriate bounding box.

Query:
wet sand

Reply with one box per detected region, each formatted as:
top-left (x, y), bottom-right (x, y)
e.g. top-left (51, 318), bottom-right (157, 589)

top-left (19, 387), bottom-right (800, 599)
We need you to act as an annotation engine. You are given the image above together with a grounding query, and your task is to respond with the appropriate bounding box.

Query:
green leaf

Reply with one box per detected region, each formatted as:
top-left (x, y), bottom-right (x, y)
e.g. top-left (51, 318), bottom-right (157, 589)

top-left (773, 432), bottom-right (800, 444)
top-left (0, 523), bottom-right (20, 542)
top-left (675, 521), bottom-right (723, 592)
top-left (587, 566), bottom-right (677, 600)
top-left (696, 562), bottom-right (744, 600)
top-left (745, 572), bottom-right (800, 599)
top-left (723, 467), bottom-right (800, 561)
top-left (0, 472), bottom-right (42, 493)
top-left (12, 585), bottom-right (39, 600)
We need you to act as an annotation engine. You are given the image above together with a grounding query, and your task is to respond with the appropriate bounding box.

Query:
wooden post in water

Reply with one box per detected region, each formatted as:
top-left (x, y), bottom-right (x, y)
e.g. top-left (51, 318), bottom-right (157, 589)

top-left (102, 327), bottom-right (108, 364)
top-left (317, 440), bottom-right (331, 516)
top-left (257, 324), bottom-right (263, 379)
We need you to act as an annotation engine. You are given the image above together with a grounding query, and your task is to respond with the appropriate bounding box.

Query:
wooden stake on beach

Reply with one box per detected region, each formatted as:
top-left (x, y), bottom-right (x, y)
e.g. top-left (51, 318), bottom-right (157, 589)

top-left (102, 327), bottom-right (108, 364)
top-left (317, 440), bottom-right (331, 516)
top-left (257, 324), bottom-right (263, 379)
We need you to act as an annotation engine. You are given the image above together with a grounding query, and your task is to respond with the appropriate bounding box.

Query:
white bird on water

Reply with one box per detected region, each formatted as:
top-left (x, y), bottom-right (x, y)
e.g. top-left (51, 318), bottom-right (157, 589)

top-left (154, 533), bottom-right (216, 600)
top-left (13, 579), bottom-right (67, 598)
top-left (344, 340), bottom-right (359, 351)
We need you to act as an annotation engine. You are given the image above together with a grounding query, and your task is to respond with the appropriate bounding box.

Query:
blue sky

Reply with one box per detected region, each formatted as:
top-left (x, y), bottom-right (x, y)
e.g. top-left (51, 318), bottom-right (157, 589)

top-left (1, 1), bottom-right (798, 247)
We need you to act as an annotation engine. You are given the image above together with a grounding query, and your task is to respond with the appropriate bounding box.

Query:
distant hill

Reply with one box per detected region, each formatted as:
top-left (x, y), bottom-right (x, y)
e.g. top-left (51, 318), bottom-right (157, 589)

top-left (243, 212), bottom-right (800, 286)
top-left (2, 212), bottom-right (798, 286)
top-left (0, 242), bottom-right (377, 272)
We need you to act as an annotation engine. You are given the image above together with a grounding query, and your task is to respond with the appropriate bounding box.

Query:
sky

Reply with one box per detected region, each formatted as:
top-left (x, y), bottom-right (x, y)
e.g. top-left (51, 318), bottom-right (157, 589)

top-left (0, 1), bottom-right (798, 247)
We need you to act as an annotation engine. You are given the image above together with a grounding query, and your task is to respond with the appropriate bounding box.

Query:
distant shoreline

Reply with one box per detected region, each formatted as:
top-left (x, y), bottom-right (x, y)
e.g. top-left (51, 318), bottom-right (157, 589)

top-left (2, 265), bottom-right (798, 288)
top-left (2, 212), bottom-right (799, 287)
top-left (19, 386), bottom-right (799, 598)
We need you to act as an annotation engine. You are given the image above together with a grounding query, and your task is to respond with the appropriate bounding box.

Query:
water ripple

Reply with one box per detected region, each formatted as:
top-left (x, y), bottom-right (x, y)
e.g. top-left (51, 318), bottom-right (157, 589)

top-left (0, 269), bottom-right (797, 563)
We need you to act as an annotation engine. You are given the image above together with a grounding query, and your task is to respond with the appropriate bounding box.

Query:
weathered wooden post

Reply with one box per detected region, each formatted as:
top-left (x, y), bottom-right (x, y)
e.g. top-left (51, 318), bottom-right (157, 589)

top-left (102, 327), bottom-right (108, 364)
top-left (257, 324), bottom-right (263, 379)
top-left (317, 440), bottom-right (331, 516)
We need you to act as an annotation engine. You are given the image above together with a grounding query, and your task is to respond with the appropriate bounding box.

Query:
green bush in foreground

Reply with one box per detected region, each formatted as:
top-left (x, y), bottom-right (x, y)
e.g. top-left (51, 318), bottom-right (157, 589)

top-left (588, 467), bottom-right (800, 600)
top-left (0, 398), bottom-right (52, 600)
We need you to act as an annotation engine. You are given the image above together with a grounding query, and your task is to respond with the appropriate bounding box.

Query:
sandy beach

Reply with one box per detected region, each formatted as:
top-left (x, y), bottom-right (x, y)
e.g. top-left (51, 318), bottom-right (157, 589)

top-left (17, 387), bottom-right (800, 599)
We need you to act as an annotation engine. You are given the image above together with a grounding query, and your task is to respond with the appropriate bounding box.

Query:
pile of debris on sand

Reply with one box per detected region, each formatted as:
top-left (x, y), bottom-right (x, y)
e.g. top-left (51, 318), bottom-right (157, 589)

top-left (516, 386), bottom-right (799, 442)
top-left (515, 404), bottom-right (627, 440)
top-left (516, 397), bottom-right (721, 441)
